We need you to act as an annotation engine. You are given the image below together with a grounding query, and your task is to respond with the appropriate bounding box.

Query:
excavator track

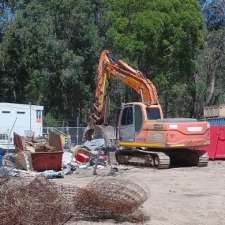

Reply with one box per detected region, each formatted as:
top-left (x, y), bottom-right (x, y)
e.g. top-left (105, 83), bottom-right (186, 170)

top-left (197, 152), bottom-right (209, 167)
top-left (167, 149), bottom-right (209, 167)
top-left (152, 151), bottom-right (171, 169)
top-left (115, 149), bottom-right (170, 169)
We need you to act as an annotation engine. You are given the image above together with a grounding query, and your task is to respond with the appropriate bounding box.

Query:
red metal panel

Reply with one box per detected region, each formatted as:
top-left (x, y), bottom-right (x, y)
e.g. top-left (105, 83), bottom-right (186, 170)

top-left (138, 120), bottom-right (210, 148)
top-left (214, 126), bottom-right (225, 159)
top-left (202, 126), bottom-right (225, 159)
top-left (75, 152), bottom-right (90, 163)
top-left (31, 151), bottom-right (63, 172)
top-left (13, 133), bottom-right (25, 152)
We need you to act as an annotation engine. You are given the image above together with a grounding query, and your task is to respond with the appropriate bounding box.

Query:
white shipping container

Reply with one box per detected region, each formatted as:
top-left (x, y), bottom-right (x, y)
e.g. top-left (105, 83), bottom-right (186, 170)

top-left (204, 104), bottom-right (225, 118)
top-left (0, 103), bottom-right (44, 150)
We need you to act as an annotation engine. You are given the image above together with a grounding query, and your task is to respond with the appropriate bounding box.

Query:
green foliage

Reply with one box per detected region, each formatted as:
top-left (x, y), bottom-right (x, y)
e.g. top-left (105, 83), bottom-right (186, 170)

top-left (0, 0), bottom-right (103, 122)
top-left (104, 0), bottom-right (205, 117)
top-left (44, 112), bottom-right (61, 127)
top-left (0, 0), bottom-right (216, 123)
top-left (194, 28), bottom-right (225, 116)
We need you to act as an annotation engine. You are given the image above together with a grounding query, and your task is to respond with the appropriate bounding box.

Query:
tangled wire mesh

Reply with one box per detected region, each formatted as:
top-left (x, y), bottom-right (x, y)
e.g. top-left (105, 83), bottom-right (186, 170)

top-left (72, 178), bottom-right (148, 222)
top-left (0, 176), bottom-right (148, 225)
top-left (0, 177), bottom-right (71, 225)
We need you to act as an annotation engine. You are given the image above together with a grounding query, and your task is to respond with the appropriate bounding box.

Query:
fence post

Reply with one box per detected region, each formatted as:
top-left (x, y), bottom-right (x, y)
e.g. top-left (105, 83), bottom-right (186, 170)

top-left (76, 116), bottom-right (79, 145)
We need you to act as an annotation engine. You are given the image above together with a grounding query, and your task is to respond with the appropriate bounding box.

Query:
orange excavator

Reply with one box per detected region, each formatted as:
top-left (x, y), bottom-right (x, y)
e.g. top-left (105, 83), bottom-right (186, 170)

top-left (86, 50), bottom-right (209, 169)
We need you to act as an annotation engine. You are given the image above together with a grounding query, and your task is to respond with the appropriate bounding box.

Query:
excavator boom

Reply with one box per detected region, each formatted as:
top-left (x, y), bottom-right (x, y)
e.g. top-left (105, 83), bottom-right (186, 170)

top-left (91, 50), bottom-right (160, 126)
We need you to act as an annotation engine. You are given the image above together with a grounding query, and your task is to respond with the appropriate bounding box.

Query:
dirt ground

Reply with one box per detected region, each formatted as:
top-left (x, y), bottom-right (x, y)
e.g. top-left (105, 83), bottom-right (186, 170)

top-left (55, 161), bottom-right (225, 225)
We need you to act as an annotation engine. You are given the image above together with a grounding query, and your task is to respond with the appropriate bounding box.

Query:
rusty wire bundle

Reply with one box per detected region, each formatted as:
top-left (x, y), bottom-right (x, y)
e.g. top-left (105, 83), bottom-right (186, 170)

top-left (0, 177), bottom-right (71, 225)
top-left (0, 176), bottom-right (148, 225)
top-left (70, 177), bottom-right (148, 222)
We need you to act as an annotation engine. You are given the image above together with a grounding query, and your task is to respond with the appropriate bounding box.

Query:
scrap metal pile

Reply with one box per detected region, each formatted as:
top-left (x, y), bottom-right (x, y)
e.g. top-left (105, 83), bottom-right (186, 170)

top-left (3, 132), bottom-right (64, 172)
top-left (72, 178), bottom-right (148, 222)
top-left (2, 132), bottom-right (114, 177)
top-left (0, 177), bottom-right (70, 225)
top-left (72, 138), bottom-right (107, 164)
top-left (62, 138), bottom-right (113, 175)
top-left (13, 131), bottom-right (64, 153)
top-left (0, 176), bottom-right (148, 225)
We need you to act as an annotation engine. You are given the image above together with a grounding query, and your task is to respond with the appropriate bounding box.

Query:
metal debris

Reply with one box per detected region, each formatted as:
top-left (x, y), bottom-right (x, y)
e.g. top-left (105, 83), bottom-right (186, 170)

top-left (72, 177), bottom-right (148, 222)
top-left (0, 177), bottom-right (71, 225)
top-left (0, 176), bottom-right (148, 225)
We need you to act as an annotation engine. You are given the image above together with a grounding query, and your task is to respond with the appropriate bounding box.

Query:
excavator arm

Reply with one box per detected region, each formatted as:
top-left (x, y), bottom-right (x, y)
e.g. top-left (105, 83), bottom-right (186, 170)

top-left (90, 50), bottom-right (160, 126)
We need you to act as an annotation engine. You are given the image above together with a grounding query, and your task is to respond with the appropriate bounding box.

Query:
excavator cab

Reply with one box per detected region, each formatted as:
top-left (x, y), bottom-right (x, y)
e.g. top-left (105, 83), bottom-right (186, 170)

top-left (118, 103), bottom-right (163, 142)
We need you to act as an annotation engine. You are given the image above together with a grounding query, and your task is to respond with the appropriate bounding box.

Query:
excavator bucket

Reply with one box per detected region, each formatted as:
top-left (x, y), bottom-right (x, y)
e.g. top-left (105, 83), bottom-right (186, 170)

top-left (84, 125), bottom-right (117, 149)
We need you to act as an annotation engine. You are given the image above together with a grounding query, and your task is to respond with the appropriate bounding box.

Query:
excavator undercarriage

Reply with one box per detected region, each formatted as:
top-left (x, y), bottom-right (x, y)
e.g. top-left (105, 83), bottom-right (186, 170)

top-left (116, 149), bottom-right (171, 169)
top-left (115, 148), bottom-right (208, 169)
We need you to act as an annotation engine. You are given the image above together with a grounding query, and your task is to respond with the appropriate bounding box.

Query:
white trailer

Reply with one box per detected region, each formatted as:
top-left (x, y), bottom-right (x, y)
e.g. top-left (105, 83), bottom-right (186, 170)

top-left (0, 103), bottom-right (44, 150)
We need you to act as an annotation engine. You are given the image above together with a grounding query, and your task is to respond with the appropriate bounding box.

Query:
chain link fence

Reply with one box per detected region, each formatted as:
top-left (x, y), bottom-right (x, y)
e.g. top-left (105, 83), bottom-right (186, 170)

top-left (43, 127), bottom-right (86, 146)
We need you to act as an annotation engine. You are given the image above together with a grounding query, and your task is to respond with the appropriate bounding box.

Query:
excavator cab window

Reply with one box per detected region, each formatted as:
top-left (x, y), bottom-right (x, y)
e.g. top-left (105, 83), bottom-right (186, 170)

top-left (134, 105), bottom-right (143, 132)
top-left (121, 107), bottom-right (133, 125)
top-left (146, 107), bottom-right (161, 120)
top-left (119, 106), bottom-right (135, 141)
